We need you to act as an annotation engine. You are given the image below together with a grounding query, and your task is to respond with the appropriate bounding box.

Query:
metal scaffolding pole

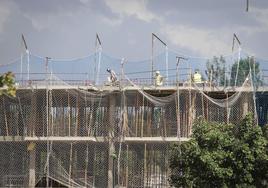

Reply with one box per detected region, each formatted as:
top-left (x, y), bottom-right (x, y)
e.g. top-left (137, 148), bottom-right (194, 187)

top-left (233, 33), bottom-right (241, 87)
top-left (176, 56), bottom-right (187, 138)
top-left (151, 33), bottom-right (167, 85)
top-left (21, 34), bottom-right (28, 84)
top-left (95, 33), bottom-right (102, 85)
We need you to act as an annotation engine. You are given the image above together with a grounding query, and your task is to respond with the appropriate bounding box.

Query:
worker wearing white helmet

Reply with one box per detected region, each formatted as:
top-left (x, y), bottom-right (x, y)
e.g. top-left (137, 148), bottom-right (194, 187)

top-left (107, 68), bottom-right (118, 84)
top-left (155, 70), bottom-right (163, 86)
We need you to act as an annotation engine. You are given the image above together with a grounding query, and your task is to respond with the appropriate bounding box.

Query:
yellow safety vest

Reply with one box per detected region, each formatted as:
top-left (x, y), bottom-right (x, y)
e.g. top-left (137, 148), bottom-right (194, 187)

top-left (193, 73), bottom-right (202, 83)
top-left (155, 75), bottom-right (163, 86)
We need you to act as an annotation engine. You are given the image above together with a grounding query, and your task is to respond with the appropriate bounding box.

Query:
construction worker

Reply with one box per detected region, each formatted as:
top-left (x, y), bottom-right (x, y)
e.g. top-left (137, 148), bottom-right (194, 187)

top-left (155, 70), bottom-right (163, 86)
top-left (107, 68), bottom-right (118, 84)
top-left (193, 70), bottom-right (202, 83)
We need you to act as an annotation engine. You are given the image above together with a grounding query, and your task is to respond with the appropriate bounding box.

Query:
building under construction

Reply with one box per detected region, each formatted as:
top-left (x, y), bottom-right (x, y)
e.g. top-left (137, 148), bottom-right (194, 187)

top-left (0, 36), bottom-right (268, 187)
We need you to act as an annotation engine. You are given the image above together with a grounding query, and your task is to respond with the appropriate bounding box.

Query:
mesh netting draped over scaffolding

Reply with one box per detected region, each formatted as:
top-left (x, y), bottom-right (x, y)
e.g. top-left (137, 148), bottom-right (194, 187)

top-left (0, 73), bottom-right (258, 187)
top-left (1, 48), bottom-right (267, 87)
top-left (0, 47), bottom-right (264, 187)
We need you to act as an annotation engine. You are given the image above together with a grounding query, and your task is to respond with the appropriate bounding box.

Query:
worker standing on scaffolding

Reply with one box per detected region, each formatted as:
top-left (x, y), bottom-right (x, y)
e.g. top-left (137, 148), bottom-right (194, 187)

top-left (193, 69), bottom-right (205, 88)
top-left (155, 70), bottom-right (164, 86)
top-left (107, 68), bottom-right (118, 85)
top-left (193, 70), bottom-right (202, 83)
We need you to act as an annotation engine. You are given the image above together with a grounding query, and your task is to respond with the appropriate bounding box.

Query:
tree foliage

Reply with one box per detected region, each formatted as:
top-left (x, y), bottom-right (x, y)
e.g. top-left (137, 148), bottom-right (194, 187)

top-left (0, 71), bottom-right (16, 97)
top-left (206, 56), bottom-right (226, 86)
top-left (230, 57), bottom-right (261, 86)
top-left (169, 114), bottom-right (268, 187)
top-left (205, 56), bottom-right (262, 87)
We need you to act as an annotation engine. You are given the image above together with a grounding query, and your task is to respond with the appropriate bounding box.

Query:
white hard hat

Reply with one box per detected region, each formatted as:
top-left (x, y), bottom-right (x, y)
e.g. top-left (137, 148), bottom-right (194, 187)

top-left (156, 71), bottom-right (160, 74)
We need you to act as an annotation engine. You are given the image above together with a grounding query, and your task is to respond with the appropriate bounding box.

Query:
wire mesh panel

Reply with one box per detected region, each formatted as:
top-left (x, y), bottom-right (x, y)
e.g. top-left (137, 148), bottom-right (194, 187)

top-left (0, 142), bottom-right (29, 187)
top-left (0, 90), bottom-right (35, 137)
top-left (0, 74), bottom-right (261, 188)
top-left (33, 142), bottom-right (110, 188)
top-left (127, 143), bottom-right (145, 188)
top-left (114, 143), bottom-right (128, 187)
top-left (49, 142), bottom-right (108, 187)
top-left (228, 92), bottom-right (255, 124)
top-left (124, 91), bottom-right (178, 137)
top-left (19, 88), bottom-right (113, 138)
top-left (114, 143), bottom-right (170, 188)
top-left (144, 144), bottom-right (169, 187)
top-left (192, 76), bottom-right (256, 125)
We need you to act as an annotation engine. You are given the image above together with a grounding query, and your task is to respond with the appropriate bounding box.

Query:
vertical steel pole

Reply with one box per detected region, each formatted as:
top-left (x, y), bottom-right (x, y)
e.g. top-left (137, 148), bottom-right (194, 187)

top-left (165, 46), bottom-right (168, 85)
top-left (176, 57), bottom-right (181, 138)
top-left (151, 34), bottom-right (154, 85)
top-left (27, 50), bottom-right (30, 82)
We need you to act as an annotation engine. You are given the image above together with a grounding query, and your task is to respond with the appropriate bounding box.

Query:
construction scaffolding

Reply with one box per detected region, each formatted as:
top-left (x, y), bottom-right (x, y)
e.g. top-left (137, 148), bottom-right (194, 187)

top-left (0, 44), bottom-right (267, 187)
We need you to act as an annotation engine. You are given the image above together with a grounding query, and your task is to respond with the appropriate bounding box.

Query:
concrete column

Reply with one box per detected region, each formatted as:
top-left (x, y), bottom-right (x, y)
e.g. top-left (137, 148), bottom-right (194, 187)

top-left (108, 94), bottom-right (116, 188)
top-left (28, 142), bottom-right (36, 188)
top-left (189, 92), bottom-right (196, 136)
top-left (30, 94), bottom-right (37, 136)
top-left (242, 92), bottom-right (249, 118)
top-left (143, 143), bottom-right (147, 187)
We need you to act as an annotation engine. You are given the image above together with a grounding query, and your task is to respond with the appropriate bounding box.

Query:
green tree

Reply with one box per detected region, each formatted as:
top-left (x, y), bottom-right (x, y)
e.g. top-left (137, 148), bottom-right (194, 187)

top-left (169, 114), bottom-right (268, 187)
top-left (206, 56), bottom-right (226, 86)
top-left (231, 115), bottom-right (267, 187)
top-left (230, 57), bottom-right (261, 86)
top-left (0, 71), bottom-right (16, 97)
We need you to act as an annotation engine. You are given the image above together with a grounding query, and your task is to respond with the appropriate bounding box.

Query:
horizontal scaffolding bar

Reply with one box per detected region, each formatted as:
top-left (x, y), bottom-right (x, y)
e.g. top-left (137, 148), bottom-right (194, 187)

top-left (21, 136), bottom-right (190, 142)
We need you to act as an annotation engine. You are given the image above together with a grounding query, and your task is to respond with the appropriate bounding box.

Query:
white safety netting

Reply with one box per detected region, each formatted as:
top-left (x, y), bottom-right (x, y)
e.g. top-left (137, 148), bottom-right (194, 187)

top-left (0, 47), bottom-right (264, 187)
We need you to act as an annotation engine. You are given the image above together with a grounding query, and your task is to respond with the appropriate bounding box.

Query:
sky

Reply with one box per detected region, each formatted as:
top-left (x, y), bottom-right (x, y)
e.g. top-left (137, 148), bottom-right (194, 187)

top-left (0, 0), bottom-right (268, 64)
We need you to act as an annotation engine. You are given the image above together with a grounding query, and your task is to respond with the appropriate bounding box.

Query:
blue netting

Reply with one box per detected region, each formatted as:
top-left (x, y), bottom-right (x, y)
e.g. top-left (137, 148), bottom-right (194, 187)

top-left (0, 49), bottom-right (267, 87)
top-left (28, 54), bottom-right (46, 81)
top-left (48, 54), bottom-right (95, 85)
top-left (97, 53), bottom-right (122, 85)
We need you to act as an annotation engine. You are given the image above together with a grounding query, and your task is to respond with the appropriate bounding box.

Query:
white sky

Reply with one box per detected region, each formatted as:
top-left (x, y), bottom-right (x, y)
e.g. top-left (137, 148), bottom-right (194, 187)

top-left (0, 0), bottom-right (268, 63)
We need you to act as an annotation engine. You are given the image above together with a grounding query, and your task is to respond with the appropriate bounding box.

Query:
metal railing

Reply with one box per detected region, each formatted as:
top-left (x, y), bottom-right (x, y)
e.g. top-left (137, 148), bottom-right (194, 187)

top-left (2, 175), bottom-right (27, 187)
